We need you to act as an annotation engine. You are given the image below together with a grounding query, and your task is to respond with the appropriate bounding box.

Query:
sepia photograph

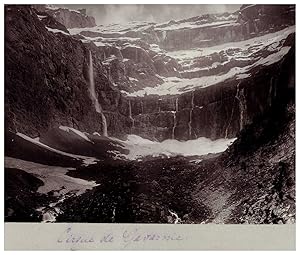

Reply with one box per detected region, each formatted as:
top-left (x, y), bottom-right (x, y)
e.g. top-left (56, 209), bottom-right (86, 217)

top-left (4, 2), bottom-right (295, 242)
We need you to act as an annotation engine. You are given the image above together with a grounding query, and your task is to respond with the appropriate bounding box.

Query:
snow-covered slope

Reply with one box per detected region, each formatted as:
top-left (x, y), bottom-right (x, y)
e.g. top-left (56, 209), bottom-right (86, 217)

top-left (67, 7), bottom-right (295, 97)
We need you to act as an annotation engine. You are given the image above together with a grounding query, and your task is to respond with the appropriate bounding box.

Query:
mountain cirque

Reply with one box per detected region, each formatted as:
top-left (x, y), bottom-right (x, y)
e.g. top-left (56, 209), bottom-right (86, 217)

top-left (5, 5), bottom-right (295, 224)
top-left (5, 4), bottom-right (295, 141)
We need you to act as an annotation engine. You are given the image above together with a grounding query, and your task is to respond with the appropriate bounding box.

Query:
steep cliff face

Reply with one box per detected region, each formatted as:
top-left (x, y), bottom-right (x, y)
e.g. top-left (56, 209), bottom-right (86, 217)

top-left (5, 6), bottom-right (131, 138)
top-left (238, 4), bottom-right (295, 34)
top-left (157, 5), bottom-right (295, 51)
top-left (5, 4), bottom-right (295, 143)
top-left (34, 4), bottom-right (96, 28)
top-left (61, 4), bottom-right (294, 141)
top-left (128, 42), bottom-right (295, 141)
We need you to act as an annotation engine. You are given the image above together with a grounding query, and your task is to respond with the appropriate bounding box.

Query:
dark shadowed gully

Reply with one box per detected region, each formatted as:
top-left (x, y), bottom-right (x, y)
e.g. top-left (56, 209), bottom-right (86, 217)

top-left (5, 4), bottom-right (295, 224)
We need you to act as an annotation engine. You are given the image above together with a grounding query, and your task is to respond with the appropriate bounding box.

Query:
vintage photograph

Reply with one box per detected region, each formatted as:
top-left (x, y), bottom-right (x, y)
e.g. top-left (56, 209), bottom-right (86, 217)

top-left (5, 4), bottom-right (295, 225)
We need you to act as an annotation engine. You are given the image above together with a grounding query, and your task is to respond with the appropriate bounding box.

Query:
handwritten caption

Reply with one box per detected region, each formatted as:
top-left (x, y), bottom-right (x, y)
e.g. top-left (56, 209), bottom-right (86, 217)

top-left (57, 227), bottom-right (185, 248)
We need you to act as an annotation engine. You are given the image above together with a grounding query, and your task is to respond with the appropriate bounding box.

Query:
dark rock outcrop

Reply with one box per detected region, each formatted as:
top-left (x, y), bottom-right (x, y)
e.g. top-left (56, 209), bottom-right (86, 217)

top-left (5, 167), bottom-right (48, 222)
top-left (37, 5), bottom-right (96, 28)
top-left (5, 6), bottom-right (132, 138)
top-left (238, 4), bottom-right (295, 35)
top-left (125, 41), bottom-right (295, 141)
top-left (35, 11), bottom-right (70, 34)
top-left (152, 5), bottom-right (295, 51)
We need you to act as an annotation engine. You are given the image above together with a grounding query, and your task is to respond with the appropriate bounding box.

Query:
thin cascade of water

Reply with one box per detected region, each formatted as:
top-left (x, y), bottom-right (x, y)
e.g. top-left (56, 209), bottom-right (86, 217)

top-left (128, 100), bottom-right (135, 131)
top-left (188, 91), bottom-right (194, 139)
top-left (88, 51), bottom-right (108, 136)
top-left (225, 82), bottom-right (240, 138)
top-left (172, 98), bottom-right (179, 139)
top-left (236, 84), bottom-right (247, 131)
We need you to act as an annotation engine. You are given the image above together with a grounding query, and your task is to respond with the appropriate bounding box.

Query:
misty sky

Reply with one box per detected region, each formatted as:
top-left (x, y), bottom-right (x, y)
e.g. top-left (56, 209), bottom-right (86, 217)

top-left (61, 4), bottom-right (241, 25)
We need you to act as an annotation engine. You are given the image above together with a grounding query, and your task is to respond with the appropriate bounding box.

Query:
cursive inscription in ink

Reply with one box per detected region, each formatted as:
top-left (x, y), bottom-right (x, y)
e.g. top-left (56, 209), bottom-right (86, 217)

top-left (57, 227), bottom-right (185, 248)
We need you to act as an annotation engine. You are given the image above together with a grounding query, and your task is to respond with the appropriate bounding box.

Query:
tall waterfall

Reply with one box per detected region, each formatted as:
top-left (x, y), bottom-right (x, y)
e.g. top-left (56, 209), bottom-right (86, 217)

top-left (224, 82), bottom-right (247, 138)
top-left (88, 51), bottom-right (108, 137)
top-left (172, 98), bottom-right (179, 139)
top-left (188, 91), bottom-right (194, 139)
top-left (128, 100), bottom-right (135, 131)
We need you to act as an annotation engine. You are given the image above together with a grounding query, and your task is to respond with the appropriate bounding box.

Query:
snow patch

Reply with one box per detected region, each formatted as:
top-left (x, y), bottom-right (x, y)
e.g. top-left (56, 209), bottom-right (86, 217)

top-left (253, 46), bottom-right (291, 67)
top-left (103, 55), bottom-right (118, 64)
top-left (16, 133), bottom-right (98, 166)
top-left (46, 27), bottom-right (69, 36)
top-left (5, 157), bottom-right (98, 196)
top-left (150, 44), bottom-right (163, 53)
top-left (5, 156), bottom-right (98, 223)
top-left (37, 15), bottom-right (47, 20)
top-left (112, 135), bottom-right (236, 160)
top-left (126, 66), bottom-right (250, 96)
top-left (59, 126), bottom-right (93, 143)
top-left (94, 41), bottom-right (106, 47)
top-left (166, 26), bottom-right (295, 62)
top-left (129, 77), bottom-right (138, 82)
top-left (155, 20), bottom-right (236, 31)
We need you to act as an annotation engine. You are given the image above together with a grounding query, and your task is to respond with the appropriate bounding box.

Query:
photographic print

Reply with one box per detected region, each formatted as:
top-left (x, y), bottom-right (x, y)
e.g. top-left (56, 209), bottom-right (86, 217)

top-left (4, 3), bottom-right (295, 246)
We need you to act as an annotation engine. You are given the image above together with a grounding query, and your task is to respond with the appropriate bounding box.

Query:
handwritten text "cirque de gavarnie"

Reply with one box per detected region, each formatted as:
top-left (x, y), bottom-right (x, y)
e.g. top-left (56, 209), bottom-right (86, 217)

top-left (57, 227), bottom-right (185, 247)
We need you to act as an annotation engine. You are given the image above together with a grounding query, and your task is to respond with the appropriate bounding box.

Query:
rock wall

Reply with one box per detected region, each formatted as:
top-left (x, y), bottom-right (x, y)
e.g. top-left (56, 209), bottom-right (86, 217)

top-left (5, 5), bottom-right (295, 142)
top-left (155, 5), bottom-right (295, 51)
top-left (34, 5), bottom-right (96, 28)
top-left (238, 5), bottom-right (295, 34)
top-left (5, 6), bottom-right (130, 139)
top-left (125, 43), bottom-right (295, 141)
